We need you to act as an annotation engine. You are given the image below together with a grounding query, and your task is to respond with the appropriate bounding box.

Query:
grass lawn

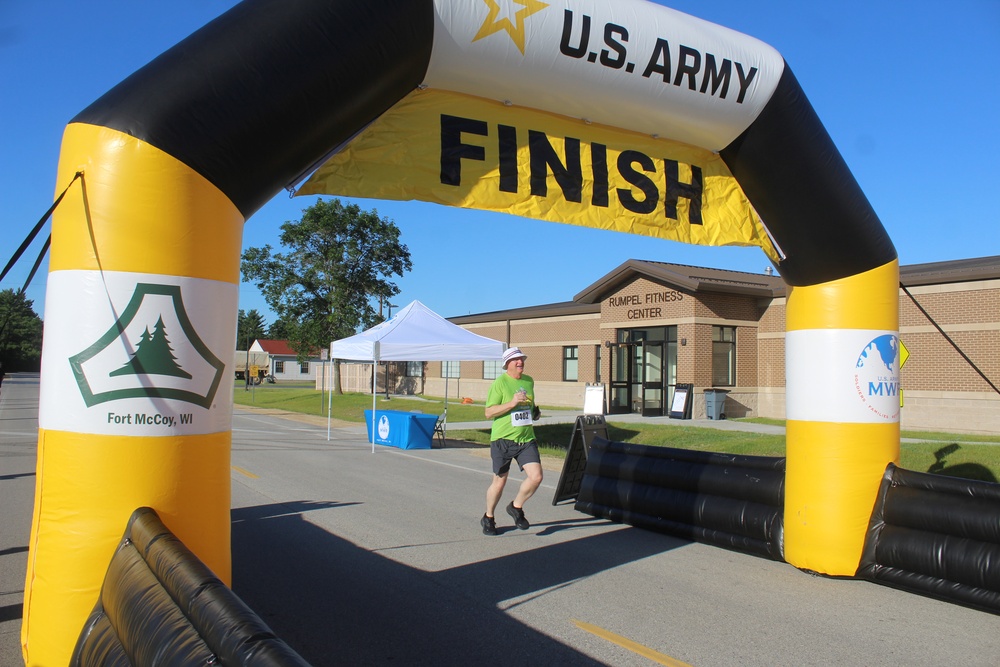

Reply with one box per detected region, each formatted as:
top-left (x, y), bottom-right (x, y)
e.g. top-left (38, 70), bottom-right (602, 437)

top-left (234, 384), bottom-right (1000, 483)
top-left (234, 383), bottom-right (526, 423)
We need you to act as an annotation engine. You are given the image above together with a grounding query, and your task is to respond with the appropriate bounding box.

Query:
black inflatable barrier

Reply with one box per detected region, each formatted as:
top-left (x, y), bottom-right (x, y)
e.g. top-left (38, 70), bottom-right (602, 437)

top-left (575, 438), bottom-right (785, 561)
top-left (857, 464), bottom-right (1000, 614)
top-left (71, 507), bottom-right (311, 666)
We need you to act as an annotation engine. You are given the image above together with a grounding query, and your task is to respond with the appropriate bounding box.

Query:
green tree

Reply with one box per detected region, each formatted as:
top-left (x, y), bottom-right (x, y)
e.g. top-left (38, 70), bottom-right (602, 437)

top-left (0, 289), bottom-right (44, 372)
top-left (241, 198), bottom-right (412, 393)
top-left (267, 316), bottom-right (296, 340)
top-left (110, 316), bottom-right (191, 379)
top-left (236, 308), bottom-right (268, 349)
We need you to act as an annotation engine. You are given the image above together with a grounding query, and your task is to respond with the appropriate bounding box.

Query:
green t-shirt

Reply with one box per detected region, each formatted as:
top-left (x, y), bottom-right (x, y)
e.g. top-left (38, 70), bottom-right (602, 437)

top-left (486, 372), bottom-right (536, 443)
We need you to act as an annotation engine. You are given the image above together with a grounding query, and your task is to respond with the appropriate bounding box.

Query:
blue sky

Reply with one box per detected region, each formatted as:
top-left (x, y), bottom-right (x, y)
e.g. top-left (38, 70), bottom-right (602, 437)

top-left (2, 1), bottom-right (997, 325)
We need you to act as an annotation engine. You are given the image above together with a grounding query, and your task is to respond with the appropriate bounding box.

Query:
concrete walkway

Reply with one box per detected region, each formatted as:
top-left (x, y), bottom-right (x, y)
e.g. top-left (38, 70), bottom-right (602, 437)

top-left (241, 397), bottom-right (1000, 447)
top-left (437, 409), bottom-right (1000, 446)
top-left (536, 410), bottom-right (786, 434)
top-left (365, 400), bottom-right (787, 436)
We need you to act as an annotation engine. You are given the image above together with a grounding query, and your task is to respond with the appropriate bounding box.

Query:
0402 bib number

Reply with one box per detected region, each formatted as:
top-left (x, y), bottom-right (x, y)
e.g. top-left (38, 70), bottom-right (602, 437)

top-left (511, 409), bottom-right (532, 427)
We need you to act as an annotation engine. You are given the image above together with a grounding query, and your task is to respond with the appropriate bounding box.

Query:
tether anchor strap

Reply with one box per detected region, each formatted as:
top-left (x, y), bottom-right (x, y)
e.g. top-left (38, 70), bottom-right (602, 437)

top-left (0, 171), bottom-right (83, 290)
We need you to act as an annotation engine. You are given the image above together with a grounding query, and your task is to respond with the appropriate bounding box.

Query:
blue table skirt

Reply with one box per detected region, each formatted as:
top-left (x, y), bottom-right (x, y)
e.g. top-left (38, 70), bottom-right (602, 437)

top-left (364, 410), bottom-right (438, 450)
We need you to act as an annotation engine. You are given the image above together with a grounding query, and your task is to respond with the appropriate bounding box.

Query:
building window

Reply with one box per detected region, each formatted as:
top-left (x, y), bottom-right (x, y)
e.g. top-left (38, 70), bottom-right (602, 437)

top-left (595, 345), bottom-right (602, 383)
top-left (483, 360), bottom-right (501, 380)
top-left (300, 361), bottom-right (309, 374)
top-left (406, 361), bottom-right (423, 377)
top-left (712, 326), bottom-right (736, 386)
top-left (274, 360), bottom-right (285, 374)
top-left (441, 361), bottom-right (460, 378)
top-left (563, 346), bottom-right (579, 381)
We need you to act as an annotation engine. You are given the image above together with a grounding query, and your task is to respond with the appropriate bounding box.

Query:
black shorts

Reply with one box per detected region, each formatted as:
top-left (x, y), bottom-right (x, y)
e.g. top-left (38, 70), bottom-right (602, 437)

top-left (490, 438), bottom-right (541, 476)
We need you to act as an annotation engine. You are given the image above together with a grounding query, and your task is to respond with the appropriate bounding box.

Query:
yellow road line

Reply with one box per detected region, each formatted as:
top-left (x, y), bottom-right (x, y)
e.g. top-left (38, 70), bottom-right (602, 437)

top-left (232, 466), bottom-right (259, 479)
top-left (572, 619), bottom-right (692, 666)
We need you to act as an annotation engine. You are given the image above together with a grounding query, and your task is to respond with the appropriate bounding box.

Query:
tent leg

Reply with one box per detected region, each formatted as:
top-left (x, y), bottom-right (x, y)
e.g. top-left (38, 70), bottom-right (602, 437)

top-left (326, 359), bottom-right (332, 442)
top-left (444, 376), bottom-right (451, 440)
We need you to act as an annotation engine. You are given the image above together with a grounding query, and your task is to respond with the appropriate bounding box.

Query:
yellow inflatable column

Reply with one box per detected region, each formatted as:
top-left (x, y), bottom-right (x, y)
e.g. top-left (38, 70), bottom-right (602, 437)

top-left (22, 123), bottom-right (244, 665)
top-left (784, 260), bottom-right (900, 575)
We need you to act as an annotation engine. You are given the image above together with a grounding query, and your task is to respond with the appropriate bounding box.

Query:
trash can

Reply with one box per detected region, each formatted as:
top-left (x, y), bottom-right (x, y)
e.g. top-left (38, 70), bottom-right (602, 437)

top-left (704, 389), bottom-right (729, 420)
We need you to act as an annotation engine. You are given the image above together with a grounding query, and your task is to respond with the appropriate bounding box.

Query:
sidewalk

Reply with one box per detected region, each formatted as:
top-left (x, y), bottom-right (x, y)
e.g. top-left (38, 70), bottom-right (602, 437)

top-left (366, 405), bottom-right (997, 445)
top-left (444, 410), bottom-right (787, 435)
top-left (237, 402), bottom-right (786, 436)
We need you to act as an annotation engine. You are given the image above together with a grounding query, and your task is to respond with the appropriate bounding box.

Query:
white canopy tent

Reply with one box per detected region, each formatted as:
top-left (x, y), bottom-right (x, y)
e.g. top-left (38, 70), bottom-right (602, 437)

top-left (329, 300), bottom-right (505, 450)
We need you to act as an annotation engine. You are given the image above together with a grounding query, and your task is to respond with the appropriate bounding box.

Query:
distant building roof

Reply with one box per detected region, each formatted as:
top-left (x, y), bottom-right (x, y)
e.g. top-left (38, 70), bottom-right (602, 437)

top-left (573, 259), bottom-right (785, 303)
top-left (254, 339), bottom-right (299, 356)
top-left (448, 255), bottom-right (1000, 324)
top-left (449, 300), bottom-right (599, 325)
top-left (900, 255), bottom-right (1000, 287)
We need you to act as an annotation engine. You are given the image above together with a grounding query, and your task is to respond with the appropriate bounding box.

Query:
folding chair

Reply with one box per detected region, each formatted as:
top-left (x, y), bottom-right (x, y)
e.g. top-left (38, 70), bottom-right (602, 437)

top-left (433, 411), bottom-right (446, 448)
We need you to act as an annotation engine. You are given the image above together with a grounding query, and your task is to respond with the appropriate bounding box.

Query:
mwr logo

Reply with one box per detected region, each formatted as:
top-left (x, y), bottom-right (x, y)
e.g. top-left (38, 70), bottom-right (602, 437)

top-left (378, 414), bottom-right (391, 440)
top-left (69, 283), bottom-right (226, 409)
top-left (853, 334), bottom-right (900, 421)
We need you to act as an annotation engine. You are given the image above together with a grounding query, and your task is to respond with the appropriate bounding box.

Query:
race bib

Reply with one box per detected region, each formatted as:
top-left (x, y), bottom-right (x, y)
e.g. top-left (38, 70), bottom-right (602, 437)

top-left (511, 409), bottom-right (532, 427)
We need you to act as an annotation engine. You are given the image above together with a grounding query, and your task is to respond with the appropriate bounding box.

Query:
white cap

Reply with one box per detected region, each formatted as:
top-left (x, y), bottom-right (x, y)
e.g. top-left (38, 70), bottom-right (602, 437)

top-left (502, 347), bottom-right (527, 368)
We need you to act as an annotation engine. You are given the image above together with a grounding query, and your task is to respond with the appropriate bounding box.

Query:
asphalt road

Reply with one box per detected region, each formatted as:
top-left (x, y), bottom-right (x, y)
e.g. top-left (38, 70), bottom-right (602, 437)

top-left (2, 375), bottom-right (998, 666)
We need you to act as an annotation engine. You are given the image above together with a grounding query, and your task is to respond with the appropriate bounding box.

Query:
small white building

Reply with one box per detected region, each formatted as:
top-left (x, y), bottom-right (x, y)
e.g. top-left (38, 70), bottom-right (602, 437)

top-left (250, 339), bottom-right (323, 383)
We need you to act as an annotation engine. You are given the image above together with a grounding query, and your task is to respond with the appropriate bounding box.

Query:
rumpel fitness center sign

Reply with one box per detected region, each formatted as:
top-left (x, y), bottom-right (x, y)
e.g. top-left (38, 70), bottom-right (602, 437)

top-left (607, 289), bottom-right (685, 320)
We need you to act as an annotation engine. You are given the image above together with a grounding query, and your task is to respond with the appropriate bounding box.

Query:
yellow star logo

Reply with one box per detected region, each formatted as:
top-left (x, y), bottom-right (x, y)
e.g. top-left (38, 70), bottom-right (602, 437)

top-left (473, 0), bottom-right (549, 55)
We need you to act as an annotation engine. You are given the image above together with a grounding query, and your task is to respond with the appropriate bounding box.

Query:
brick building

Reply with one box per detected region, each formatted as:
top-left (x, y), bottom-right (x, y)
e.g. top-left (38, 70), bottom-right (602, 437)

top-left (348, 256), bottom-right (999, 435)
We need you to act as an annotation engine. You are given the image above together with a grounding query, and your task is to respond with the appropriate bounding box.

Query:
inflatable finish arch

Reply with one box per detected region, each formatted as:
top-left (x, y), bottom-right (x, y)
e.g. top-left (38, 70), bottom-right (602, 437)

top-left (26, 0), bottom-right (898, 661)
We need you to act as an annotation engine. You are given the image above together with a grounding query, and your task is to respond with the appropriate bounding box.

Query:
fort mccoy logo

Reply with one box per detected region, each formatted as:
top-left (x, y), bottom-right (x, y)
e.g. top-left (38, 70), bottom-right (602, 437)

top-left (69, 283), bottom-right (226, 411)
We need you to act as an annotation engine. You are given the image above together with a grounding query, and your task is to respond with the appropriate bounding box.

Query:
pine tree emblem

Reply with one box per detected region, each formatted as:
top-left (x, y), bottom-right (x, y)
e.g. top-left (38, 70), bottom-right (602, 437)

top-left (70, 283), bottom-right (226, 408)
top-left (110, 316), bottom-right (193, 379)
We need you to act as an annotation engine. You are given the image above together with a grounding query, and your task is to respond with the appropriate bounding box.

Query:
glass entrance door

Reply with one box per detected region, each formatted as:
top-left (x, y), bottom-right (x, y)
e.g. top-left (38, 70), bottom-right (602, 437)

top-left (608, 341), bottom-right (664, 415)
top-left (609, 343), bottom-right (633, 414)
top-left (607, 327), bottom-right (677, 416)
top-left (640, 341), bottom-right (664, 416)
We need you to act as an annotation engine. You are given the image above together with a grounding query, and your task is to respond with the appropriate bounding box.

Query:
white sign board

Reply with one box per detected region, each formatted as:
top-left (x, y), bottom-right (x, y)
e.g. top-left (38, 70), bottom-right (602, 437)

top-left (583, 384), bottom-right (605, 415)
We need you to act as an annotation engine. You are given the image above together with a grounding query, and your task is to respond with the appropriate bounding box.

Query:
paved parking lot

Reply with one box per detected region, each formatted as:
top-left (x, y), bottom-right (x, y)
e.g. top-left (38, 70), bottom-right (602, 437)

top-left (3, 375), bottom-right (998, 665)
